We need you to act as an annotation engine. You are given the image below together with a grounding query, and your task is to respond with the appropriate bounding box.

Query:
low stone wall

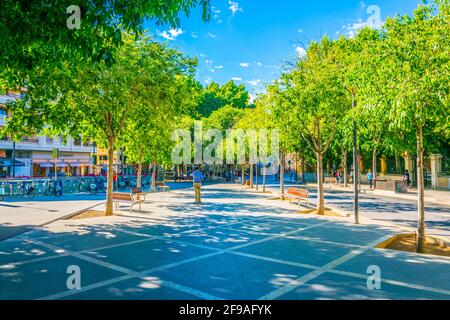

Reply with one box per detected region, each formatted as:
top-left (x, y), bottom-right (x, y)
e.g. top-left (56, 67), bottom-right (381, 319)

top-left (438, 176), bottom-right (450, 190)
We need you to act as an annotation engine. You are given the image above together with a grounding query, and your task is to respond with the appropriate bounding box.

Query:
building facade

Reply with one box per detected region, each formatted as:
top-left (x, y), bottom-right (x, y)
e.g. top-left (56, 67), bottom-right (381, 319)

top-left (0, 90), bottom-right (94, 178)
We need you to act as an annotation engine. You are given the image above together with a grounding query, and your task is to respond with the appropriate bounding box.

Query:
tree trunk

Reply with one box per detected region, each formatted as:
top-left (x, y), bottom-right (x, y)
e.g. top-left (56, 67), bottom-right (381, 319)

top-left (151, 162), bottom-right (157, 192)
top-left (372, 148), bottom-right (377, 181)
top-left (316, 152), bottom-right (325, 215)
top-left (301, 156), bottom-right (305, 183)
top-left (263, 165), bottom-right (266, 193)
top-left (343, 147), bottom-right (348, 188)
top-left (255, 162), bottom-right (259, 191)
top-left (395, 153), bottom-right (401, 174)
top-left (241, 163), bottom-right (245, 185)
top-left (105, 138), bottom-right (115, 216)
top-left (137, 148), bottom-right (143, 189)
top-left (416, 125), bottom-right (425, 253)
top-left (280, 153), bottom-right (285, 199)
top-left (353, 120), bottom-right (359, 224)
top-left (250, 161), bottom-right (254, 188)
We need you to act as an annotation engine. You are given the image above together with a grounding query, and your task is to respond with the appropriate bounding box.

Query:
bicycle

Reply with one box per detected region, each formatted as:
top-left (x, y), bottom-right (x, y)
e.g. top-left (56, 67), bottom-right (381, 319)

top-left (44, 180), bottom-right (63, 197)
top-left (19, 181), bottom-right (35, 199)
top-left (78, 178), bottom-right (98, 195)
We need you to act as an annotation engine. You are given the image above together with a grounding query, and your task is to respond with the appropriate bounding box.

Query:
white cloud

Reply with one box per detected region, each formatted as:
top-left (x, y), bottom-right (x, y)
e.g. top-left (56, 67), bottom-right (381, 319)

top-left (205, 59), bottom-right (213, 64)
top-left (343, 7), bottom-right (383, 38)
top-left (204, 76), bottom-right (212, 84)
top-left (295, 47), bottom-right (307, 59)
top-left (239, 62), bottom-right (250, 68)
top-left (343, 20), bottom-right (368, 38)
top-left (256, 62), bottom-right (263, 67)
top-left (212, 6), bottom-right (223, 24)
top-left (298, 29), bottom-right (303, 33)
top-left (214, 65), bottom-right (224, 69)
top-left (158, 28), bottom-right (184, 41)
top-left (247, 79), bottom-right (261, 86)
top-left (208, 32), bottom-right (217, 39)
top-left (231, 77), bottom-right (242, 81)
top-left (191, 32), bottom-right (199, 38)
top-left (228, 1), bottom-right (244, 15)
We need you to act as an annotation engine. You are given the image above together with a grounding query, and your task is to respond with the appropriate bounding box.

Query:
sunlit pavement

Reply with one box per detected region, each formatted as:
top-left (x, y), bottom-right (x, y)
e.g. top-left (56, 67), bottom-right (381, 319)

top-left (0, 182), bottom-right (205, 241)
top-left (0, 183), bottom-right (449, 300)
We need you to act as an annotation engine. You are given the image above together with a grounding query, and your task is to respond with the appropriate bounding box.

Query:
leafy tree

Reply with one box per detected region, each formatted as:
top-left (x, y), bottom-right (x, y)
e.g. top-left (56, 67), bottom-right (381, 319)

top-left (119, 69), bottom-right (196, 191)
top-left (264, 84), bottom-right (298, 197)
top-left (4, 36), bottom-right (194, 216)
top-left (368, 2), bottom-right (450, 252)
top-left (0, 0), bottom-right (210, 82)
top-left (197, 81), bottom-right (249, 117)
top-left (285, 37), bottom-right (350, 215)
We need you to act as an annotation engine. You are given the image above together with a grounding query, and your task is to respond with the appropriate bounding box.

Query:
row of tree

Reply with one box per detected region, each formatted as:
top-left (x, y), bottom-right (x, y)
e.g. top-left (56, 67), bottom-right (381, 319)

top-left (235, 0), bottom-right (449, 253)
top-left (1, 0), bottom-right (448, 254)
top-left (0, 0), bottom-right (214, 215)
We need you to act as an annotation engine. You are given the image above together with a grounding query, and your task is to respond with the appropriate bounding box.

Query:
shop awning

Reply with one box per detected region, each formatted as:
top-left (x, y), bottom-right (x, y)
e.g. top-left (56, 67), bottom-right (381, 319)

top-left (38, 162), bottom-right (54, 168)
top-left (55, 162), bottom-right (67, 167)
top-left (67, 162), bottom-right (82, 167)
top-left (37, 162), bottom-right (68, 168)
top-left (0, 158), bottom-right (25, 167)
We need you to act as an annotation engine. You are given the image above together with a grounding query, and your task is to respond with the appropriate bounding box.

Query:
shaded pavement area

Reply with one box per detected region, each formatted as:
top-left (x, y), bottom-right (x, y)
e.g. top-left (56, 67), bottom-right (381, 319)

top-left (0, 184), bottom-right (449, 300)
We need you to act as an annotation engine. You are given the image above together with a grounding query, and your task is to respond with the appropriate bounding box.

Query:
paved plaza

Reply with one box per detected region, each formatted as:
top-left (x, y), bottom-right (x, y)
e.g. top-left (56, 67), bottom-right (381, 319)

top-left (0, 184), bottom-right (449, 300)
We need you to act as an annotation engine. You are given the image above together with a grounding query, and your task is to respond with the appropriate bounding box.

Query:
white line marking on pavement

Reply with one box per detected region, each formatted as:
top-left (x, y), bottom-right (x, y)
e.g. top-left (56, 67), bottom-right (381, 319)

top-left (38, 275), bottom-right (135, 300)
top-left (34, 240), bottom-right (225, 301)
top-left (33, 240), bottom-right (140, 276)
top-left (259, 234), bottom-right (394, 300)
top-left (33, 219), bottom-right (329, 300)
top-left (328, 269), bottom-right (450, 296)
top-left (224, 221), bottom-right (331, 252)
top-left (231, 247), bottom-right (450, 298)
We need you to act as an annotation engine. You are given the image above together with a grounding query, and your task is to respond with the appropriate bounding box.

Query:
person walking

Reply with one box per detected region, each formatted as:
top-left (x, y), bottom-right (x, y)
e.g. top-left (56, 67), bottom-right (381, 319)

top-left (191, 167), bottom-right (204, 204)
top-left (113, 171), bottom-right (118, 191)
top-left (403, 169), bottom-right (411, 189)
top-left (367, 169), bottom-right (374, 189)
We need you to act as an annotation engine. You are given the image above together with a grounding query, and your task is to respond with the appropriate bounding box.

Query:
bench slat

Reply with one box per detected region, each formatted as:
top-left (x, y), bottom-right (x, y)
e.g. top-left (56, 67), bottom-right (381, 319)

top-left (287, 188), bottom-right (308, 198)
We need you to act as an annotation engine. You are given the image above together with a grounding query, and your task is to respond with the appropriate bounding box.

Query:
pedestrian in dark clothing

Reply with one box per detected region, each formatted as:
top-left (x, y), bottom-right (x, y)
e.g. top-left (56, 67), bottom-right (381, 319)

top-left (403, 170), bottom-right (411, 188)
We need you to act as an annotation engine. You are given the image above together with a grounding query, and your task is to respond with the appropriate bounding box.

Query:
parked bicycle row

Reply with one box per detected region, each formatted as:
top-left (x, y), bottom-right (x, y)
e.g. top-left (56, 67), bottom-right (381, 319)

top-left (0, 175), bottom-right (158, 200)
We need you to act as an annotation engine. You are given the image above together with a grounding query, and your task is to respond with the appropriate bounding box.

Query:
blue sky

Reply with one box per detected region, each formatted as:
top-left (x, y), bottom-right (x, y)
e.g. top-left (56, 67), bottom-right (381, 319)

top-left (145, 0), bottom-right (422, 98)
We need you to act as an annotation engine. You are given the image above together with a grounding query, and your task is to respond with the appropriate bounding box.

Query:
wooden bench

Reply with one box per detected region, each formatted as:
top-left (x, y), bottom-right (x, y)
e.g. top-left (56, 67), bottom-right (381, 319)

top-left (131, 187), bottom-right (148, 201)
top-left (284, 188), bottom-right (309, 206)
top-left (155, 181), bottom-right (170, 192)
top-left (112, 192), bottom-right (144, 213)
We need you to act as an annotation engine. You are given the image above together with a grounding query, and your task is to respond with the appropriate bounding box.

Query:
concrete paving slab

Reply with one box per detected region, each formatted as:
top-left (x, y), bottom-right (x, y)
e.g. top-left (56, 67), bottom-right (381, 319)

top-left (0, 183), bottom-right (448, 300)
top-left (0, 255), bottom-right (123, 299)
top-left (152, 253), bottom-right (314, 300)
top-left (157, 227), bottom-right (270, 249)
top-left (62, 277), bottom-right (202, 300)
top-left (226, 219), bottom-right (312, 236)
top-left (236, 236), bottom-right (355, 267)
top-left (83, 238), bottom-right (214, 273)
top-left (334, 248), bottom-right (450, 292)
top-left (0, 239), bottom-right (60, 265)
top-left (278, 272), bottom-right (450, 300)
top-left (290, 224), bottom-right (394, 247)
top-left (37, 228), bottom-right (151, 252)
